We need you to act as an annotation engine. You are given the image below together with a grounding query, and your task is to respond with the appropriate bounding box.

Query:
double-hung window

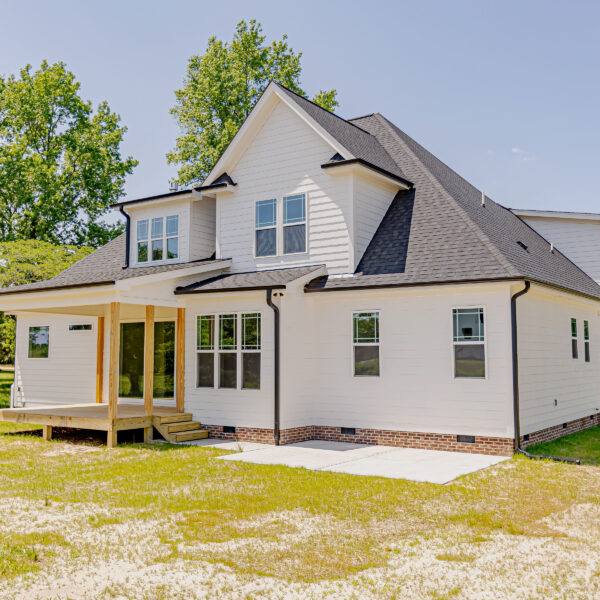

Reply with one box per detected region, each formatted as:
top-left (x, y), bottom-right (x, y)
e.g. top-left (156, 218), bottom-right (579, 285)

top-left (571, 318), bottom-right (578, 359)
top-left (353, 312), bottom-right (380, 376)
top-left (137, 220), bottom-right (149, 262)
top-left (453, 308), bottom-right (485, 378)
top-left (584, 320), bottom-right (590, 362)
top-left (28, 326), bottom-right (49, 358)
top-left (196, 313), bottom-right (261, 389)
top-left (151, 217), bottom-right (164, 261)
top-left (283, 194), bottom-right (306, 254)
top-left (166, 215), bottom-right (179, 259)
top-left (256, 199), bottom-right (277, 257)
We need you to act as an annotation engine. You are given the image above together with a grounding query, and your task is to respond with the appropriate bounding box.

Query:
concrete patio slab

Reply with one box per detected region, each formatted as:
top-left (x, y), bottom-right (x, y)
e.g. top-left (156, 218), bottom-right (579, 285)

top-left (215, 440), bottom-right (509, 484)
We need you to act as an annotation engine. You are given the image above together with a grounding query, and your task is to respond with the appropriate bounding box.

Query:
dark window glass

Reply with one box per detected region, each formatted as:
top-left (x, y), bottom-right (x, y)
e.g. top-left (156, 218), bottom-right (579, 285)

top-left (242, 353), bottom-right (261, 389)
top-left (454, 344), bottom-right (485, 378)
top-left (69, 324), bottom-right (92, 331)
top-left (153, 321), bottom-right (175, 398)
top-left (219, 353), bottom-right (237, 388)
top-left (137, 242), bottom-right (148, 262)
top-left (284, 224), bottom-right (306, 254)
top-left (152, 240), bottom-right (163, 261)
top-left (119, 323), bottom-right (145, 397)
top-left (28, 326), bottom-right (49, 358)
top-left (571, 318), bottom-right (577, 338)
top-left (167, 237), bottom-right (178, 259)
top-left (572, 339), bottom-right (579, 359)
top-left (197, 353), bottom-right (214, 387)
top-left (584, 320), bottom-right (590, 341)
top-left (256, 228), bottom-right (276, 257)
top-left (197, 315), bottom-right (215, 350)
top-left (219, 315), bottom-right (237, 349)
top-left (354, 345), bottom-right (380, 376)
top-left (585, 341), bottom-right (590, 363)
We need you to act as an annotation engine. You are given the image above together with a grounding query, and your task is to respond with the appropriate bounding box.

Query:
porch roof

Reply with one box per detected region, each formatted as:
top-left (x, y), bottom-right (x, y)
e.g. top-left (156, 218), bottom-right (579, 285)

top-left (0, 234), bottom-right (229, 296)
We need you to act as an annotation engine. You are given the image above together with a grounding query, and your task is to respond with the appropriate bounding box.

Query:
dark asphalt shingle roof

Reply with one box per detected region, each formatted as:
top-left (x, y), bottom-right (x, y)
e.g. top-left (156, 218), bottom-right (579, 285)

top-left (176, 265), bottom-right (323, 294)
top-left (307, 113), bottom-right (600, 299)
top-left (275, 84), bottom-right (409, 182)
top-left (0, 234), bottom-right (229, 295)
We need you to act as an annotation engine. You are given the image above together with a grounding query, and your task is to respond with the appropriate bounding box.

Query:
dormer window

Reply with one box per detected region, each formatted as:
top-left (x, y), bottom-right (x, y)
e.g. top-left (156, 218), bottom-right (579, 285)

top-left (136, 215), bottom-right (179, 264)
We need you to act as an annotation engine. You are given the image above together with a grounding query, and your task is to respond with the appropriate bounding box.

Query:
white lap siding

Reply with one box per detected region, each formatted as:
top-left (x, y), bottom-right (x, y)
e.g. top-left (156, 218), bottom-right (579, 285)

top-left (14, 313), bottom-right (97, 407)
top-left (516, 285), bottom-right (600, 435)
top-left (182, 293), bottom-right (274, 429)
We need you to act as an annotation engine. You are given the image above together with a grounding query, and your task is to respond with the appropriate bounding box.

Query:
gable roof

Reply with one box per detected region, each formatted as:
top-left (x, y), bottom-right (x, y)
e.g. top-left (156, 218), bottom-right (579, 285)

top-left (0, 234), bottom-right (228, 296)
top-left (307, 113), bottom-right (600, 299)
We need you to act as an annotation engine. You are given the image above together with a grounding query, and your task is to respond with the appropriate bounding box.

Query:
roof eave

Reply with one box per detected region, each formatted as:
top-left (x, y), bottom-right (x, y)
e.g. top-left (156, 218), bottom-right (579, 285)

top-left (321, 158), bottom-right (413, 189)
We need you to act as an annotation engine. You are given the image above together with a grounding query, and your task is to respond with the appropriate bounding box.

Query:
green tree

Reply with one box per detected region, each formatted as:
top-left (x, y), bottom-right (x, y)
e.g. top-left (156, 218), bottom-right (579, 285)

top-left (0, 239), bottom-right (94, 363)
top-left (0, 61), bottom-right (136, 247)
top-left (168, 19), bottom-right (338, 185)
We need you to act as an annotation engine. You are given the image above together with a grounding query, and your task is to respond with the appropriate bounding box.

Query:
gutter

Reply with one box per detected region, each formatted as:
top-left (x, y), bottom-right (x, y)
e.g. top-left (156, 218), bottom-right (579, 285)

top-left (511, 280), bottom-right (580, 465)
top-left (266, 289), bottom-right (280, 445)
top-left (119, 205), bottom-right (131, 269)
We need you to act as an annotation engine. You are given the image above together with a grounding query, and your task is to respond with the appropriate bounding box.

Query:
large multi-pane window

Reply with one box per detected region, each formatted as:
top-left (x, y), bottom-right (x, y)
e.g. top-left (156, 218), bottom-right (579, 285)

top-left (353, 312), bottom-right (380, 376)
top-left (197, 313), bottom-right (261, 389)
top-left (255, 199), bottom-right (277, 257)
top-left (283, 194), bottom-right (306, 254)
top-left (453, 308), bottom-right (485, 378)
top-left (28, 326), bottom-right (49, 358)
top-left (136, 215), bottom-right (179, 263)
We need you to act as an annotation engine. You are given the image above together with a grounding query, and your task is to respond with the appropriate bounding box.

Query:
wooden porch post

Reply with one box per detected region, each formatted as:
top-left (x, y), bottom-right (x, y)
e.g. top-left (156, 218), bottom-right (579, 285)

top-left (96, 316), bottom-right (105, 403)
top-left (143, 305), bottom-right (155, 442)
top-left (176, 307), bottom-right (185, 413)
top-left (107, 301), bottom-right (120, 447)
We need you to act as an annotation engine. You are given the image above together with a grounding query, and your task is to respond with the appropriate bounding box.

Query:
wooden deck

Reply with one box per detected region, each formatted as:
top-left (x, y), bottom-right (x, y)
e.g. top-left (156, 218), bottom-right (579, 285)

top-left (0, 403), bottom-right (184, 447)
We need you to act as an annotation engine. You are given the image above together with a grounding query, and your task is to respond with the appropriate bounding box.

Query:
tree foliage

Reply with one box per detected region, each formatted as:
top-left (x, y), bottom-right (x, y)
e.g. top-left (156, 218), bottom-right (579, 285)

top-left (0, 239), bottom-right (93, 363)
top-left (0, 61), bottom-right (136, 247)
top-left (168, 19), bottom-right (339, 185)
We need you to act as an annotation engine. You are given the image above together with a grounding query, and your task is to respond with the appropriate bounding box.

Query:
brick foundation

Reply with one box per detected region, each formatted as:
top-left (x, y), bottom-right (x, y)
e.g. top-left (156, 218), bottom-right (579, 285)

top-left (521, 413), bottom-right (599, 448)
top-left (203, 423), bottom-right (514, 456)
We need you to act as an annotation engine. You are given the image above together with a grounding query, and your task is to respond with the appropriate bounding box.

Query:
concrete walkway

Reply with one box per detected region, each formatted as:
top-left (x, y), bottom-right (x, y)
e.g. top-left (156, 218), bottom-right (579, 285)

top-left (189, 438), bottom-right (509, 484)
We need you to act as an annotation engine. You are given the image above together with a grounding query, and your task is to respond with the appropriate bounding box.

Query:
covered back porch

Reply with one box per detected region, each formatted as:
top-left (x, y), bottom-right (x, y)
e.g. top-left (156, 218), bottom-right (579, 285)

top-left (0, 300), bottom-right (203, 446)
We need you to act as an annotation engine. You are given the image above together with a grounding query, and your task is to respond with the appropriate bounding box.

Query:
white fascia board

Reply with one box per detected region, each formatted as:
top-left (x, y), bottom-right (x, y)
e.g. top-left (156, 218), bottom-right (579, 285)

top-left (512, 208), bottom-right (600, 222)
top-left (203, 82), bottom-right (353, 186)
top-left (114, 260), bottom-right (232, 291)
top-left (114, 192), bottom-right (201, 213)
top-left (322, 161), bottom-right (410, 190)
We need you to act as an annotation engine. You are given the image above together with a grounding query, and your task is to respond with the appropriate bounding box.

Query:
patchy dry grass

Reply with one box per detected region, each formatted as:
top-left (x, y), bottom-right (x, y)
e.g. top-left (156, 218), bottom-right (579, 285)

top-left (0, 427), bottom-right (599, 598)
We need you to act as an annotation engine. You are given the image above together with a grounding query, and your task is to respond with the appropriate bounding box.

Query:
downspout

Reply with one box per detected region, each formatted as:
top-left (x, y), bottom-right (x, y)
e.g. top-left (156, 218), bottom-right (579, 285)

top-left (119, 205), bottom-right (131, 269)
top-left (266, 289), bottom-right (280, 445)
top-left (511, 280), bottom-right (580, 465)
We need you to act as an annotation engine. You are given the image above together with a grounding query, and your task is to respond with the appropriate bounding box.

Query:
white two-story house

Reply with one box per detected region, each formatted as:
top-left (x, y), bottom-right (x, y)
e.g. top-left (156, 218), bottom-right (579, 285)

top-left (1, 82), bottom-right (599, 455)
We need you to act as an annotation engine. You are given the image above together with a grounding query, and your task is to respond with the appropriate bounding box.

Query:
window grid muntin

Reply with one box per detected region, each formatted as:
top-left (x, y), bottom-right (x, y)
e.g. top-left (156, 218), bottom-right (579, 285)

top-left (196, 313), bottom-right (261, 389)
top-left (452, 307), bottom-right (486, 378)
top-left (136, 215), bottom-right (179, 263)
top-left (255, 199), bottom-right (277, 257)
top-left (352, 311), bottom-right (380, 377)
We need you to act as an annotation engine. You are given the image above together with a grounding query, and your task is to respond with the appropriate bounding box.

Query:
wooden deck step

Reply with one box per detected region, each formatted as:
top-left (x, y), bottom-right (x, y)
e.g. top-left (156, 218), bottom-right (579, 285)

top-left (167, 421), bottom-right (202, 433)
top-left (173, 429), bottom-right (209, 442)
top-left (156, 413), bottom-right (193, 424)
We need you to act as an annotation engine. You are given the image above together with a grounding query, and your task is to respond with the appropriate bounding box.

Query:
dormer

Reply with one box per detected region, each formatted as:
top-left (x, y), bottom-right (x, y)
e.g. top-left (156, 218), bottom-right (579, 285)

top-left (115, 189), bottom-right (217, 267)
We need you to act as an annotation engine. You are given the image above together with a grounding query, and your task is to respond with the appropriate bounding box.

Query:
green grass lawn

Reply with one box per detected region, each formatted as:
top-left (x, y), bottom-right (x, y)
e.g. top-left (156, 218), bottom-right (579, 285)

top-left (0, 422), bottom-right (599, 597)
top-left (0, 369), bottom-right (13, 409)
top-left (528, 425), bottom-right (600, 464)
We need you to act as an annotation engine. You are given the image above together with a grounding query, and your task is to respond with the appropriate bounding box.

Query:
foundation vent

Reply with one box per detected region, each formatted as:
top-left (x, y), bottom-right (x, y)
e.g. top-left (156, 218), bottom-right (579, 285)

top-left (223, 426), bottom-right (236, 434)
top-left (456, 434), bottom-right (475, 444)
top-left (341, 427), bottom-right (356, 436)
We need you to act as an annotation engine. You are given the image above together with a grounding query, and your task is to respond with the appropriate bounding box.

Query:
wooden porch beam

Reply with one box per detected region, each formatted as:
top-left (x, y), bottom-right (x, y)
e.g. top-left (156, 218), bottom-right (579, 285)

top-left (176, 307), bottom-right (185, 413)
top-left (96, 316), bottom-right (105, 403)
top-left (144, 305), bottom-right (155, 417)
top-left (108, 302), bottom-right (120, 423)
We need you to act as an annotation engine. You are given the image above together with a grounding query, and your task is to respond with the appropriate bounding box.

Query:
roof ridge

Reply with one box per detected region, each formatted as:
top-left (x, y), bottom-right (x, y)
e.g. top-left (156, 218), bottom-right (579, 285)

top-left (370, 113), bottom-right (520, 278)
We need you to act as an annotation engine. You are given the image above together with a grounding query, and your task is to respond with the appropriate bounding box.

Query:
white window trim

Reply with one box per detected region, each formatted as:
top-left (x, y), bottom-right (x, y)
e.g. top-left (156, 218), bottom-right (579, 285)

top-left (135, 214), bottom-right (180, 265)
top-left (196, 311), bottom-right (263, 391)
top-left (451, 305), bottom-right (487, 380)
top-left (27, 324), bottom-right (50, 360)
top-left (351, 310), bottom-right (381, 378)
top-left (254, 193), bottom-right (308, 258)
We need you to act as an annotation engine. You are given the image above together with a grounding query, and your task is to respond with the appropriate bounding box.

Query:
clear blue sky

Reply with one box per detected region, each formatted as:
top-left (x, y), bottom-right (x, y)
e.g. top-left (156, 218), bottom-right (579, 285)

top-left (2, 0), bottom-right (599, 214)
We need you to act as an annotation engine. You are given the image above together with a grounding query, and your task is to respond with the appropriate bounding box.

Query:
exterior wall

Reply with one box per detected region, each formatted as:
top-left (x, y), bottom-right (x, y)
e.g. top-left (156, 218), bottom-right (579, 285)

top-left (181, 292), bottom-right (275, 429)
top-left (126, 197), bottom-right (193, 267)
top-left (517, 285), bottom-right (600, 435)
top-left (190, 197), bottom-right (216, 261)
top-left (218, 100), bottom-right (355, 275)
top-left (521, 413), bottom-right (599, 448)
top-left (14, 312), bottom-right (97, 407)
top-left (353, 175), bottom-right (397, 269)
top-left (519, 216), bottom-right (600, 282)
